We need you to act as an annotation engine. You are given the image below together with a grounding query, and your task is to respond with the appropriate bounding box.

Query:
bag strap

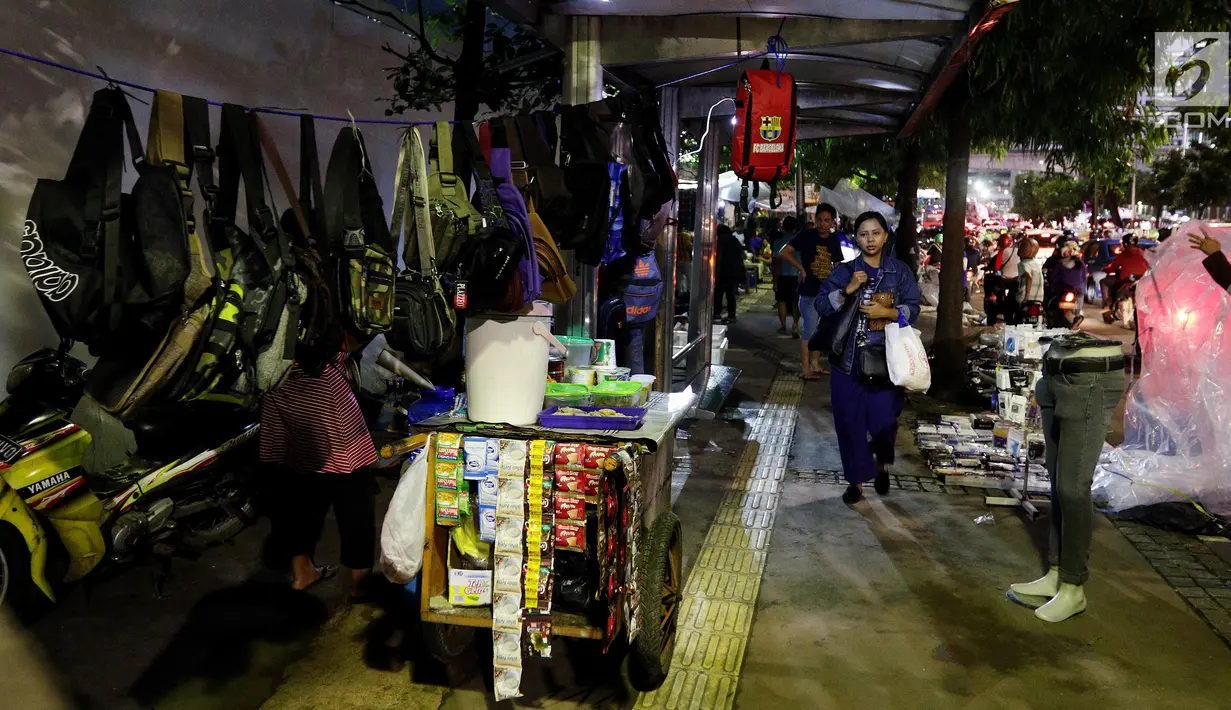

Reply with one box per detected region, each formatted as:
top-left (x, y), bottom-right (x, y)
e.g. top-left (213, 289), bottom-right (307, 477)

top-left (255, 114), bottom-right (313, 247)
top-left (75, 88), bottom-right (143, 331)
top-left (515, 115), bottom-right (557, 171)
top-left (391, 127), bottom-right (437, 275)
top-left (299, 115), bottom-right (326, 238)
top-left (492, 117), bottom-right (526, 167)
top-left (433, 120), bottom-right (460, 199)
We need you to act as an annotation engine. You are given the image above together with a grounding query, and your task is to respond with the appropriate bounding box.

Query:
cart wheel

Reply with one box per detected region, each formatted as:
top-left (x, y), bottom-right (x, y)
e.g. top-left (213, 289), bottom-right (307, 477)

top-left (628, 512), bottom-right (682, 692)
top-left (423, 622), bottom-right (475, 662)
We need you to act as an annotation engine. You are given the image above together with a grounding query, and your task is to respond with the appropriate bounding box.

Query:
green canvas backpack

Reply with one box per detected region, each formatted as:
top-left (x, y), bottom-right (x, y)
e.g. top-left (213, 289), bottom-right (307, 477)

top-left (404, 121), bottom-right (484, 275)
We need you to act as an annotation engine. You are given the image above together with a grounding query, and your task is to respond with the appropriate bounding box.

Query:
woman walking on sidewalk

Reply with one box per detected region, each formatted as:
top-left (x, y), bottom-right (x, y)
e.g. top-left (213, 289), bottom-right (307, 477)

top-left (815, 212), bottom-right (921, 504)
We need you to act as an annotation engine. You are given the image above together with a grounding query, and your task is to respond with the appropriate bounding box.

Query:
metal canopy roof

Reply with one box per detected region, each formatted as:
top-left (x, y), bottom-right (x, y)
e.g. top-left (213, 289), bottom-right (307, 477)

top-left (486, 0), bottom-right (975, 138)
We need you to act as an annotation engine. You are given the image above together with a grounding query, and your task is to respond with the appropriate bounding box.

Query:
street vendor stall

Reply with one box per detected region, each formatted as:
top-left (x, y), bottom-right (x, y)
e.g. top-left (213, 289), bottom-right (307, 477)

top-left (408, 387), bottom-right (691, 698)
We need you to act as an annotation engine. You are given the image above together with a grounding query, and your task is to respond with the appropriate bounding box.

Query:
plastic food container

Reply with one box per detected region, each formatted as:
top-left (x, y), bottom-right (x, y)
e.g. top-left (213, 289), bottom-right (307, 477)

top-left (590, 381), bottom-right (644, 408)
top-left (544, 383), bottom-right (591, 408)
top-left (594, 366), bottom-right (631, 382)
top-left (558, 336), bottom-right (596, 369)
top-left (630, 375), bottom-right (656, 405)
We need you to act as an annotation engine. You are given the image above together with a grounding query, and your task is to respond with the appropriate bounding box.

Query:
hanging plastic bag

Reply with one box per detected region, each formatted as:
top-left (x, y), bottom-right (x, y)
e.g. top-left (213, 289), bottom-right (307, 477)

top-left (885, 323), bottom-right (931, 393)
top-left (378, 438), bottom-right (431, 583)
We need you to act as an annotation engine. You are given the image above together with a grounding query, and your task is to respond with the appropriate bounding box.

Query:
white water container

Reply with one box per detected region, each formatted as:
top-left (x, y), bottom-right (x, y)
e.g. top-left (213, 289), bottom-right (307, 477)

top-left (465, 302), bottom-right (566, 426)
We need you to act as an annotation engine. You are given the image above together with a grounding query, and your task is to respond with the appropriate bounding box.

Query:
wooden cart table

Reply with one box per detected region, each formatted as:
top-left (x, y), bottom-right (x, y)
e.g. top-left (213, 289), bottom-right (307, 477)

top-left (412, 391), bottom-right (691, 690)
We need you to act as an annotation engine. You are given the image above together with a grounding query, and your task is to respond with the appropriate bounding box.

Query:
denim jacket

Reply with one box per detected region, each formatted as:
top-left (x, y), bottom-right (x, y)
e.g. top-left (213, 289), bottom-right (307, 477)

top-left (814, 254), bottom-right (922, 375)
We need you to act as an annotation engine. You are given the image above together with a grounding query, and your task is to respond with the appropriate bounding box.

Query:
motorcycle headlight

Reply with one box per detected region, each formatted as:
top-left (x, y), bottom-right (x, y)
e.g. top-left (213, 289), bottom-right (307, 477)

top-left (6, 363), bottom-right (34, 394)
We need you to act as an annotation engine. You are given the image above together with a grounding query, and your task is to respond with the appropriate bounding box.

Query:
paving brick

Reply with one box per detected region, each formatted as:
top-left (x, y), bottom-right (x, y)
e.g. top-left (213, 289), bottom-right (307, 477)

top-left (1176, 587), bottom-right (1208, 599)
top-left (1190, 597), bottom-right (1222, 611)
top-left (1206, 586), bottom-right (1231, 598)
top-left (1164, 576), bottom-right (1196, 588)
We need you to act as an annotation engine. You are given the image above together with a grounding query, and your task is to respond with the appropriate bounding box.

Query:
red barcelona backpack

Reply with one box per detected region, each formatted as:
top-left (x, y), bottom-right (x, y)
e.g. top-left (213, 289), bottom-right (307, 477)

top-left (731, 60), bottom-right (798, 209)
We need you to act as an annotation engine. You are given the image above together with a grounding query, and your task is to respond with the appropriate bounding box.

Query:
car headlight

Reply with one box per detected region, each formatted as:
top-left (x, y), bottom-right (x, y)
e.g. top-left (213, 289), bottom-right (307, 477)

top-left (6, 363), bottom-right (34, 394)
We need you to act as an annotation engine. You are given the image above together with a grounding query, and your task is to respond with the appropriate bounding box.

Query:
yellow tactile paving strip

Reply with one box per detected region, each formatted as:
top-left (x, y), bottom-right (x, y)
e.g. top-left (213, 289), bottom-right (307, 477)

top-left (639, 376), bottom-right (802, 710)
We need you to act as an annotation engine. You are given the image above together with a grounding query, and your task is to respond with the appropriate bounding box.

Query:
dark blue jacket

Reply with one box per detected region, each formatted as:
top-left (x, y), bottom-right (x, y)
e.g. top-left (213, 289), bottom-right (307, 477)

top-left (814, 254), bottom-right (922, 375)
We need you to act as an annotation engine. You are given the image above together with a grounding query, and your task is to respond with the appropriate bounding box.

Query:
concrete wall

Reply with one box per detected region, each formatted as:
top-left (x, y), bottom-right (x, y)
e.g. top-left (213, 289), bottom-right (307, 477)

top-left (0, 0), bottom-right (441, 376)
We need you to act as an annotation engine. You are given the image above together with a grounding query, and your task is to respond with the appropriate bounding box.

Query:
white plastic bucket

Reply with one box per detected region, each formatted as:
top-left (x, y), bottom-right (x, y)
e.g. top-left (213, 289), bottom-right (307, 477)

top-left (466, 304), bottom-right (566, 425)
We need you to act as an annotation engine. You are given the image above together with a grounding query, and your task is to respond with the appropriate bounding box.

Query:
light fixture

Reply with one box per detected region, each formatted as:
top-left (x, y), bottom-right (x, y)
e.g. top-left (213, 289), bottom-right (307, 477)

top-left (730, 116), bottom-right (737, 126)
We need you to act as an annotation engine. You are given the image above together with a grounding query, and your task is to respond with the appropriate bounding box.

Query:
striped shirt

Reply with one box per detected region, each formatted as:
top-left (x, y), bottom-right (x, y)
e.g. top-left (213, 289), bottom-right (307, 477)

top-left (259, 352), bottom-right (376, 474)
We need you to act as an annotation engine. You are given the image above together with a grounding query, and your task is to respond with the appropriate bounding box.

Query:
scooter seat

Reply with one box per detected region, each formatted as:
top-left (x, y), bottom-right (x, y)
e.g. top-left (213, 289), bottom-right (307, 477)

top-left (127, 401), bottom-right (256, 461)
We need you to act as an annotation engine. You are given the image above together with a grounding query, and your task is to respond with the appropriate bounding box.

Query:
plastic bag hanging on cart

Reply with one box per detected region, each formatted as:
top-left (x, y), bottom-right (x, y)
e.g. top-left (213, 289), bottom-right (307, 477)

top-left (378, 440), bottom-right (431, 583)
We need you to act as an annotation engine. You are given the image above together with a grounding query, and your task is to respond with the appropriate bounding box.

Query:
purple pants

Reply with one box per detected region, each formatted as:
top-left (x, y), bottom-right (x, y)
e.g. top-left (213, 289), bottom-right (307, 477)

top-left (830, 366), bottom-right (905, 485)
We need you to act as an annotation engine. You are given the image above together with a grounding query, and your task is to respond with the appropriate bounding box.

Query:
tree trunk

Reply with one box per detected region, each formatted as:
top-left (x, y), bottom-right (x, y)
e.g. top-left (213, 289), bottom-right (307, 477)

top-left (1104, 190), bottom-right (1124, 228)
top-left (452, 0), bottom-right (488, 123)
top-left (895, 138), bottom-right (922, 275)
top-left (933, 81), bottom-right (971, 397)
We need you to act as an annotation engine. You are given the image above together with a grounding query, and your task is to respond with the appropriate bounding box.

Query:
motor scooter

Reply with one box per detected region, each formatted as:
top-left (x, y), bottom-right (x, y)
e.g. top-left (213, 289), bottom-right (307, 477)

top-left (0, 343), bottom-right (258, 611)
top-left (1045, 287), bottom-right (1083, 330)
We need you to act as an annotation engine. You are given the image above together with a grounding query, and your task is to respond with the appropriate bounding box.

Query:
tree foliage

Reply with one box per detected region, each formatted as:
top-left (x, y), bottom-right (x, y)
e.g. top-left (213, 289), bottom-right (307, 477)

top-left (794, 130), bottom-right (947, 200)
top-left (341, 0), bottom-right (562, 121)
top-left (1010, 173), bottom-right (1090, 224)
top-left (1138, 133), bottom-right (1231, 218)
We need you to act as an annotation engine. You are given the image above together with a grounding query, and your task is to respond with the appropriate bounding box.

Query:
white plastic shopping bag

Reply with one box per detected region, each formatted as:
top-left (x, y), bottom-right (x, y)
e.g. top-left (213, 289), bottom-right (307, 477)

top-left (377, 437), bottom-right (431, 584)
top-left (885, 323), bottom-right (931, 393)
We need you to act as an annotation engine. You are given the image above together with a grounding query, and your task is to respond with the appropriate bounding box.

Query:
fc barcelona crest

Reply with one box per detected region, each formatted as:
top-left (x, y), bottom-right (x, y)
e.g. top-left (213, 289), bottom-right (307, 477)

top-left (759, 115), bottom-right (783, 141)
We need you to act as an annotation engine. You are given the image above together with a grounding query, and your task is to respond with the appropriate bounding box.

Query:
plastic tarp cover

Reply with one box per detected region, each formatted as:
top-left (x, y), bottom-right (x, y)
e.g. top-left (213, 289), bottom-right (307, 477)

top-left (1092, 221), bottom-right (1231, 517)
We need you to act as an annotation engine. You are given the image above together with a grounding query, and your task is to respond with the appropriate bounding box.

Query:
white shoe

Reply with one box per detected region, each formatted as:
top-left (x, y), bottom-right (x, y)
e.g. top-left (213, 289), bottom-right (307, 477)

top-left (1034, 583), bottom-right (1087, 623)
top-left (1009, 569), bottom-right (1060, 598)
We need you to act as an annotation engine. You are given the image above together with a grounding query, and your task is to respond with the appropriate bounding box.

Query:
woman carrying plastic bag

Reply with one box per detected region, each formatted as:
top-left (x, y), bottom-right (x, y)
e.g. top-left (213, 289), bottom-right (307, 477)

top-left (885, 323), bottom-right (931, 393)
top-left (378, 436), bottom-right (432, 584)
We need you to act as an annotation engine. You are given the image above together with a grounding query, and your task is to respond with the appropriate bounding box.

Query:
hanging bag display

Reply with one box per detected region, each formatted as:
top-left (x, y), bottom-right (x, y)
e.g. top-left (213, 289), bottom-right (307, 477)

top-left (556, 104), bottom-right (615, 266)
top-left (511, 116), bottom-right (576, 305)
top-left (410, 120), bottom-right (484, 275)
top-left (85, 90), bottom-right (223, 416)
top-left (387, 126), bottom-right (455, 358)
top-left (449, 122), bottom-right (526, 310)
top-left (731, 60), bottom-right (798, 210)
top-left (488, 119), bottom-right (542, 308)
top-left (323, 124), bottom-right (396, 337)
top-left (257, 114), bottom-right (342, 377)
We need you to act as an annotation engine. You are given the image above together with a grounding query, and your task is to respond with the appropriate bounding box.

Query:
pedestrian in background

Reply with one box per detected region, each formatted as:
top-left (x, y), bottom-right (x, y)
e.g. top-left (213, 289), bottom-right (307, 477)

top-left (815, 212), bottom-right (921, 504)
top-left (714, 224), bottom-right (745, 323)
top-left (779, 202), bottom-right (842, 380)
top-left (773, 216), bottom-right (802, 337)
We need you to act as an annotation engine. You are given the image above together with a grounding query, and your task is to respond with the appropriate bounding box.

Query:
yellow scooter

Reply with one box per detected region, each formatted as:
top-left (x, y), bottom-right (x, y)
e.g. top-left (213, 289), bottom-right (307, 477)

top-left (0, 344), bottom-right (258, 611)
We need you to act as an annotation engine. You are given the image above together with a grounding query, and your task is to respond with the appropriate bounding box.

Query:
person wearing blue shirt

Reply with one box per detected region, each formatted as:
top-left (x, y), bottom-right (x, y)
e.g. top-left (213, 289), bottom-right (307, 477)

top-left (815, 211), bottom-right (921, 504)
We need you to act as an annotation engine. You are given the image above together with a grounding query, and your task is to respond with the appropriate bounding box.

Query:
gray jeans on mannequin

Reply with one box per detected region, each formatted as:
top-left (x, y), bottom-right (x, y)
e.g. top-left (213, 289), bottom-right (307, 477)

top-left (1036, 367), bottom-right (1124, 585)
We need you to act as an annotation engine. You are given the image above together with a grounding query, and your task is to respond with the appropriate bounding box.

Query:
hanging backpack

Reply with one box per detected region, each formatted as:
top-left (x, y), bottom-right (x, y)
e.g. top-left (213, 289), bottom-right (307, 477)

top-left (387, 126), bottom-right (455, 357)
top-left (408, 121), bottom-right (484, 276)
top-left (488, 120), bottom-right (542, 308)
top-left (22, 87), bottom-right (207, 358)
top-left (620, 253), bottom-right (663, 327)
top-left (556, 104), bottom-right (615, 266)
top-left (258, 114), bottom-right (342, 378)
top-left (189, 104), bottom-right (301, 405)
top-left (731, 61), bottom-right (798, 210)
top-left (449, 122), bottom-right (525, 311)
top-left (323, 125), bottom-right (395, 337)
top-left (82, 90), bottom-right (219, 417)
top-left (510, 117), bottom-right (575, 305)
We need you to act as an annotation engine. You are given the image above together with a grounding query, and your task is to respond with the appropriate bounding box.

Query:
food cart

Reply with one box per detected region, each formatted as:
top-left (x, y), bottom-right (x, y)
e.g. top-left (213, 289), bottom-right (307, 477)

top-left (409, 391), bottom-right (691, 696)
